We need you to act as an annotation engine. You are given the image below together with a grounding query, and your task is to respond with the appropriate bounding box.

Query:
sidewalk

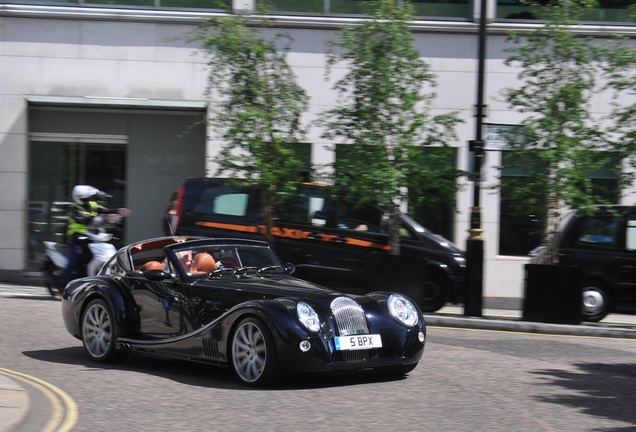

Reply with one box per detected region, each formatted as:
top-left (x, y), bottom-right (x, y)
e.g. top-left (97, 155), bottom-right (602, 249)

top-left (426, 304), bottom-right (636, 339)
top-left (0, 374), bottom-right (29, 432)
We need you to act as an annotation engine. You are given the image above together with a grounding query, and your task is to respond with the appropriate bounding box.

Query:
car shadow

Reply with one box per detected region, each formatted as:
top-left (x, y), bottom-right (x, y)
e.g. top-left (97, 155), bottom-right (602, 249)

top-left (22, 347), bottom-right (407, 390)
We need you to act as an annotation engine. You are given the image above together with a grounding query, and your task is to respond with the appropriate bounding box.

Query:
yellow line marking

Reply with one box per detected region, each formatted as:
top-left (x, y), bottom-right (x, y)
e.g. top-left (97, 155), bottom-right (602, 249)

top-left (0, 368), bottom-right (78, 432)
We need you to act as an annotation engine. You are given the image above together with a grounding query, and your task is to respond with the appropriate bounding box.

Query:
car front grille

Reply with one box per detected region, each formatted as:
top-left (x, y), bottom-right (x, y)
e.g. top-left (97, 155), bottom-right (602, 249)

top-left (330, 296), bottom-right (369, 336)
top-left (330, 296), bottom-right (371, 364)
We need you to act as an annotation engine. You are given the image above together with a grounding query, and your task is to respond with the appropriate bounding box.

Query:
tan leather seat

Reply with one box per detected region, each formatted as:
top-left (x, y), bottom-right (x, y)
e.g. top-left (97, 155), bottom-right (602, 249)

top-left (140, 261), bottom-right (163, 272)
top-left (190, 253), bottom-right (216, 275)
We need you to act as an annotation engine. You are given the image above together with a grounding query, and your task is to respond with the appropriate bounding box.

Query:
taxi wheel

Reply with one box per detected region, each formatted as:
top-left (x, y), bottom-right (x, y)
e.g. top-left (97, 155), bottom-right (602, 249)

top-left (582, 283), bottom-right (610, 322)
top-left (419, 273), bottom-right (448, 313)
top-left (230, 317), bottom-right (285, 387)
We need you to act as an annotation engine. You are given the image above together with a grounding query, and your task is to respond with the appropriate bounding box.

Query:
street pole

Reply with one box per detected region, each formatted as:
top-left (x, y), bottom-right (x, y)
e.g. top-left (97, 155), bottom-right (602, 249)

top-left (464, 0), bottom-right (487, 317)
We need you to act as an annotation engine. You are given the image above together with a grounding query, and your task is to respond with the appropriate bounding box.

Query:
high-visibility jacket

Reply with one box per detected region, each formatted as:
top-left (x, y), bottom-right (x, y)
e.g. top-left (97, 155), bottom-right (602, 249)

top-left (66, 202), bottom-right (98, 238)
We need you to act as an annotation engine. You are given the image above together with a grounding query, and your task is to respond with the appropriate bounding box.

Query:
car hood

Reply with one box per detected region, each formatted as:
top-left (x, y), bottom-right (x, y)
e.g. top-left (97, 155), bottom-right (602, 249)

top-left (193, 274), bottom-right (339, 300)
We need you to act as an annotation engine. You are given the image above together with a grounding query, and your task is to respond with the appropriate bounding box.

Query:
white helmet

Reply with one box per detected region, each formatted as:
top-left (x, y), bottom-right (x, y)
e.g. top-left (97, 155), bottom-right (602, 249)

top-left (72, 185), bottom-right (99, 204)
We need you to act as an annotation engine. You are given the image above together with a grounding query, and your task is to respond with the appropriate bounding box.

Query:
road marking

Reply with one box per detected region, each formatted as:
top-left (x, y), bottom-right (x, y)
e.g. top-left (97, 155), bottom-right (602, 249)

top-left (0, 368), bottom-right (78, 432)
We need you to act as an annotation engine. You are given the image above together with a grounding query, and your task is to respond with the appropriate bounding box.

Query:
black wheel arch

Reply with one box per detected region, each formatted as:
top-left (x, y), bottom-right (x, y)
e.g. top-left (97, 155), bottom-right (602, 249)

top-left (72, 277), bottom-right (136, 338)
top-left (426, 260), bottom-right (461, 304)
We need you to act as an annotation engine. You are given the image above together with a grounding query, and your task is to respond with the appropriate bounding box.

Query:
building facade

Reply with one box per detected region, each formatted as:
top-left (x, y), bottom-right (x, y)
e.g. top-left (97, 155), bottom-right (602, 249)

top-left (1, 0), bottom-right (635, 300)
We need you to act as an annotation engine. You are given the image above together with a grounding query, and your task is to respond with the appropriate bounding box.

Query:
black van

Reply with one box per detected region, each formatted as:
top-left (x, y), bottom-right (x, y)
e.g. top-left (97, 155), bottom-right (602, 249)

top-left (530, 205), bottom-right (636, 321)
top-left (173, 178), bottom-right (466, 312)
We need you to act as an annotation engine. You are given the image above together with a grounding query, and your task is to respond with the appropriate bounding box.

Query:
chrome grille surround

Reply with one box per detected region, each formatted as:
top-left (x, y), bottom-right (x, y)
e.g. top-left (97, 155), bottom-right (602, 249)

top-left (330, 296), bottom-right (369, 336)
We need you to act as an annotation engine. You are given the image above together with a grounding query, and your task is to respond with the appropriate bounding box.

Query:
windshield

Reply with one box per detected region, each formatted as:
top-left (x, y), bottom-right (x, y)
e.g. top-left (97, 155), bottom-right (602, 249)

top-left (401, 213), bottom-right (461, 251)
top-left (169, 243), bottom-right (281, 277)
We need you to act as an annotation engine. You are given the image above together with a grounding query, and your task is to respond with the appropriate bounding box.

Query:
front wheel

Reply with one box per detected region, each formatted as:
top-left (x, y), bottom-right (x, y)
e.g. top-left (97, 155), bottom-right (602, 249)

top-left (43, 258), bottom-right (61, 297)
top-left (582, 283), bottom-right (610, 322)
top-left (230, 317), bottom-right (284, 387)
top-left (81, 298), bottom-right (127, 362)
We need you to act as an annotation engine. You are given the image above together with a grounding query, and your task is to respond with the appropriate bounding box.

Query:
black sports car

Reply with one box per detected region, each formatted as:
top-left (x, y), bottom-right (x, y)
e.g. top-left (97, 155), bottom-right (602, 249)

top-left (61, 236), bottom-right (426, 386)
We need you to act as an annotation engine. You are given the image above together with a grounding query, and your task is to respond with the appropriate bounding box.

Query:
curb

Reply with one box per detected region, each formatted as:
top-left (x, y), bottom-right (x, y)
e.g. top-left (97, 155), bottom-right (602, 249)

top-left (0, 374), bottom-right (30, 432)
top-left (425, 314), bottom-right (636, 339)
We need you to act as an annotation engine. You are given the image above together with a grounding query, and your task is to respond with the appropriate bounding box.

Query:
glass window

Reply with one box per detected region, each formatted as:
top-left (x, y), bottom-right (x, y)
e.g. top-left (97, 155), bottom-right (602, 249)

top-left (499, 150), bottom-right (620, 256)
top-left (85, 0), bottom-right (154, 5)
top-left (28, 140), bottom-right (127, 267)
top-left (627, 220), bottom-right (636, 251)
top-left (265, 0), bottom-right (471, 18)
top-left (411, 0), bottom-right (471, 19)
top-left (499, 151), bottom-right (549, 256)
top-left (192, 189), bottom-right (249, 217)
top-left (275, 185), bottom-right (326, 224)
top-left (574, 214), bottom-right (621, 249)
top-left (497, 0), bottom-right (636, 23)
top-left (159, 0), bottom-right (230, 9)
top-left (408, 146), bottom-right (458, 241)
top-left (4, 0), bottom-right (230, 10)
top-left (335, 144), bottom-right (457, 240)
top-left (265, 0), bottom-right (327, 13)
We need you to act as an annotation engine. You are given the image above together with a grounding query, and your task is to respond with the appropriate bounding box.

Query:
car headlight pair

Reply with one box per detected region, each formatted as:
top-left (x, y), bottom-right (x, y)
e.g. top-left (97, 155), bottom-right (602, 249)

top-left (297, 294), bottom-right (419, 333)
top-left (387, 294), bottom-right (419, 327)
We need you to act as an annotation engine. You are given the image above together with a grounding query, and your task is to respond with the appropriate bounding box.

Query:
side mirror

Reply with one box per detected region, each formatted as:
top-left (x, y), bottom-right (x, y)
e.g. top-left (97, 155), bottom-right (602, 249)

top-left (285, 263), bottom-right (296, 275)
top-left (143, 269), bottom-right (170, 281)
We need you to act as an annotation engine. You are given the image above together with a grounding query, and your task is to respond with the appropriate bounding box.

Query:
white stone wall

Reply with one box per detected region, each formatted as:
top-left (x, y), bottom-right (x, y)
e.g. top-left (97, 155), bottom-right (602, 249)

top-left (0, 8), bottom-right (634, 300)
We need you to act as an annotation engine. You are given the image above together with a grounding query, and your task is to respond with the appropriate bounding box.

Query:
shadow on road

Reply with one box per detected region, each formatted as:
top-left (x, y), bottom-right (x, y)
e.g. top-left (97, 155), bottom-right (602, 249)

top-left (21, 347), bottom-right (407, 391)
top-left (532, 363), bottom-right (636, 430)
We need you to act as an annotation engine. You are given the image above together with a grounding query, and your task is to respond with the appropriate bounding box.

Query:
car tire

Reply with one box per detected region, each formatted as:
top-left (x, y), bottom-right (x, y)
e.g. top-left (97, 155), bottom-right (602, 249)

top-left (230, 316), bottom-right (284, 387)
top-left (582, 282), bottom-right (611, 322)
top-left (419, 272), bottom-right (449, 313)
top-left (81, 298), bottom-right (127, 363)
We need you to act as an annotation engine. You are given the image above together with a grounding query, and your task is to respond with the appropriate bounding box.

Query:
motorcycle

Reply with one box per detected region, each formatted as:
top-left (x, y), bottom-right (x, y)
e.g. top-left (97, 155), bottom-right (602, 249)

top-left (43, 215), bottom-right (121, 298)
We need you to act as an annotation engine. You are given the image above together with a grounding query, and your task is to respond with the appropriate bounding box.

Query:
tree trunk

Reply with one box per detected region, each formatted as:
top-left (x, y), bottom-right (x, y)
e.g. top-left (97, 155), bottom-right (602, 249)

top-left (387, 202), bottom-right (401, 256)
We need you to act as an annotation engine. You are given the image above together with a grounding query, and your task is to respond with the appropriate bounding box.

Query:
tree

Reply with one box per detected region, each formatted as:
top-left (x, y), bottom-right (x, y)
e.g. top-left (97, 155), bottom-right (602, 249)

top-left (191, 10), bottom-right (310, 243)
top-left (501, 0), bottom-right (624, 264)
top-left (319, 0), bottom-right (462, 255)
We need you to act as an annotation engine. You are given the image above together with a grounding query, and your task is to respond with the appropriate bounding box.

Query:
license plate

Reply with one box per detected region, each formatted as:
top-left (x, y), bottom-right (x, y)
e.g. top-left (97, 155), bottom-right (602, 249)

top-left (333, 334), bottom-right (382, 351)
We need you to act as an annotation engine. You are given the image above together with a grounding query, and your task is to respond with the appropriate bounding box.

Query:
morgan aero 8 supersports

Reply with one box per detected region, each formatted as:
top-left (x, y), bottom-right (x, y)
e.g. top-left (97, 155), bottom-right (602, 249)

top-left (61, 236), bottom-right (426, 387)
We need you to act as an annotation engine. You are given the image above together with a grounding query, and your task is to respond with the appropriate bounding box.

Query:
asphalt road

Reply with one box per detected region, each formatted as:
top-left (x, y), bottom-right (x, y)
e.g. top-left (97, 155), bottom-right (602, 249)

top-left (2, 295), bottom-right (636, 431)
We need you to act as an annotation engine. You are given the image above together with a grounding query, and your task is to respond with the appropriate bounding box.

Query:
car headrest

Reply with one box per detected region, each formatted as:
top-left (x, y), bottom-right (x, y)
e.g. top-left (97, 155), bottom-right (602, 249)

top-left (140, 261), bottom-right (163, 272)
top-left (191, 253), bottom-right (216, 274)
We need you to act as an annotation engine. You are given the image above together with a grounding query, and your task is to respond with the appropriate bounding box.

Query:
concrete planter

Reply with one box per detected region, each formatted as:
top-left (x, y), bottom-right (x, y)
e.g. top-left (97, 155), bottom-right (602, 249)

top-left (522, 264), bottom-right (583, 325)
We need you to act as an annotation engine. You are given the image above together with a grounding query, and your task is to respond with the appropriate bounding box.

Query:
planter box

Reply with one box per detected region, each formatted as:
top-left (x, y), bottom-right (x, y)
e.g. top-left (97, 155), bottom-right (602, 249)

top-left (523, 264), bottom-right (583, 325)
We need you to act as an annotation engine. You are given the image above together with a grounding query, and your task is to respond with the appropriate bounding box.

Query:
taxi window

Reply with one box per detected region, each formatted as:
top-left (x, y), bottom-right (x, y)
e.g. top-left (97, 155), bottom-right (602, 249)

top-left (214, 193), bottom-right (249, 216)
top-left (627, 220), bottom-right (636, 251)
top-left (276, 187), bottom-right (326, 225)
top-left (193, 188), bottom-right (249, 217)
top-left (575, 214), bottom-right (620, 249)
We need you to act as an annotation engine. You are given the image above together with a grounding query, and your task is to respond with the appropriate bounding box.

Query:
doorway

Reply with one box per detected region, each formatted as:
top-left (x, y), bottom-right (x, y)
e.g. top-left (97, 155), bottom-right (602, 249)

top-left (28, 136), bottom-right (127, 268)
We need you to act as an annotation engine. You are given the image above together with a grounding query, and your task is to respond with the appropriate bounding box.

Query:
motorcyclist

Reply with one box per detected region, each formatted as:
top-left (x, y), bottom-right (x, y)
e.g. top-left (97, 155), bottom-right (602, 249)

top-left (59, 185), bottom-right (131, 291)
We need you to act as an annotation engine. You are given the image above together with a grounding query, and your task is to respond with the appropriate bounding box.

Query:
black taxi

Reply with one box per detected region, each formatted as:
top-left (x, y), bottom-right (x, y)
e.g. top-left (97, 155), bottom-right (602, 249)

top-left (173, 178), bottom-right (466, 312)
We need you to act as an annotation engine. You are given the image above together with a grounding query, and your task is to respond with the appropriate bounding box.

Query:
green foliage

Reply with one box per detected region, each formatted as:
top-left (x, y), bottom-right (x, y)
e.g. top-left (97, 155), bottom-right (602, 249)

top-left (502, 0), bottom-right (633, 263)
top-left (191, 11), bottom-right (310, 241)
top-left (320, 0), bottom-right (463, 253)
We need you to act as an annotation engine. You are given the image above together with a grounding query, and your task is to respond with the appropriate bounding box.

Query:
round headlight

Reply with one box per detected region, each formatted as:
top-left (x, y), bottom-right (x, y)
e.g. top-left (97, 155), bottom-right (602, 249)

top-left (297, 302), bottom-right (320, 333)
top-left (387, 294), bottom-right (419, 327)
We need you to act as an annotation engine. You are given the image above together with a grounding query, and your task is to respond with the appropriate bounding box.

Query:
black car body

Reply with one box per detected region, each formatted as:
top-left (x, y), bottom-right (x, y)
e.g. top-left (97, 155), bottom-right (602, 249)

top-left (61, 236), bottom-right (426, 386)
top-left (172, 178), bottom-right (466, 313)
top-left (530, 205), bottom-right (636, 322)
